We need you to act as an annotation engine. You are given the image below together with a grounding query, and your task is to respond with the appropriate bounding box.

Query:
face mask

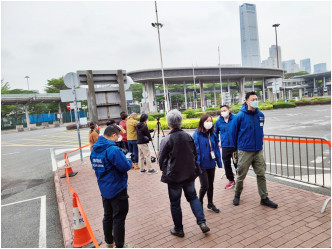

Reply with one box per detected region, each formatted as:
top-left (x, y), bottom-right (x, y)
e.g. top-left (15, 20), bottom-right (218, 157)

top-left (117, 135), bottom-right (123, 142)
top-left (221, 111), bottom-right (229, 118)
top-left (204, 122), bottom-right (213, 130)
top-left (250, 100), bottom-right (259, 109)
top-left (96, 129), bottom-right (100, 134)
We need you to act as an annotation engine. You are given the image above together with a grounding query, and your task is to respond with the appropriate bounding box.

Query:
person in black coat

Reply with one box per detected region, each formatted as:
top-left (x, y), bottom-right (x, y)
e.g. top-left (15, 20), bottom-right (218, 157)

top-left (159, 109), bottom-right (210, 238)
top-left (136, 114), bottom-right (158, 174)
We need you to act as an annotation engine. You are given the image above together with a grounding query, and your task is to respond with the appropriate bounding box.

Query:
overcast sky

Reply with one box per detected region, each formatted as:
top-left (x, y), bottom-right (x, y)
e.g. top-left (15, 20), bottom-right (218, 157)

top-left (1, 1), bottom-right (331, 93)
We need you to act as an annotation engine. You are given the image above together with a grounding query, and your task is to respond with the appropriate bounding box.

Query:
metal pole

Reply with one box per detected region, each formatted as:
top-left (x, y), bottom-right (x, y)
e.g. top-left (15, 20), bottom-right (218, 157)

top-left (72, 87), bottom-right (83, 163)
top-left (273, 24), bottom-right (280, 68)
top-left (154, 1), bottom-right (169, 113)
top-left (25, 76), bottom-right (30, 90)
top-left (218, 45), bottom-right (223, 105)
top-left (193, 65), bottom-right (197, 110)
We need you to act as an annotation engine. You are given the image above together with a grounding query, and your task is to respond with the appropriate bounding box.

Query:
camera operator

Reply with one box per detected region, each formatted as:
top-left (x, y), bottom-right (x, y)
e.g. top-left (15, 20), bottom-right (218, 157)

top-left (90, 125), bottom-right (133, 248)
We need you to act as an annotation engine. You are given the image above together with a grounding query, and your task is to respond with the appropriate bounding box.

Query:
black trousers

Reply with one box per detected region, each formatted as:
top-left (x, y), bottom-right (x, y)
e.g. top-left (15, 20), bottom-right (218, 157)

top-left (199, 168), bottom-right (216, 204)
top-left (222, 147), bottom-right (237, 181)
top-left (102, 188), bottom-right (129, 248)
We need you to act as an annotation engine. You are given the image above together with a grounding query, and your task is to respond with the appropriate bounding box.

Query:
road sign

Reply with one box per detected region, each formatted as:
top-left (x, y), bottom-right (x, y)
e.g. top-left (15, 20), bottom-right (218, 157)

top-left (64, 72), bottom-right (79, 88)
top-left (67, 104), bottom-right (71, 110)
top-left (60, 89), bottom-right (87, 102)
top-left (70, 102), bottom-right (81, 109)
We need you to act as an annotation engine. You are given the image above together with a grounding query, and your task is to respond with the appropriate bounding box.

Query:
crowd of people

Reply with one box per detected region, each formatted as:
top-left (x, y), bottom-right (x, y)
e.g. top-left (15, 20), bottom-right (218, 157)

top-left (89, 91), bottom-right (278, 248)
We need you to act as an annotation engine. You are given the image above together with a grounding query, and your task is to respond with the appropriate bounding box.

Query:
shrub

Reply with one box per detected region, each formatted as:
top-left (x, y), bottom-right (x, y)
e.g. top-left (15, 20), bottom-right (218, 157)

top-left (182, 114), bottom-right (188, 119)
top-left (272, 102), bottom-right (296, 109)
top-left (183, 109), bottom-right (195, 114)
top-left (148, 115), bottom-right (155, 121)
top-left (149, 112), bottom-right (165, 119)
top-left (230, 104), bottom-right (242, 114)
top-left (191, 112), bottom-right (206, 118)
top-left (183, 109), bottom-right (195, 118)
top-left (206, 110), bottom-right (220, 117)
top-left (206, 107), bottom-right (220, 111)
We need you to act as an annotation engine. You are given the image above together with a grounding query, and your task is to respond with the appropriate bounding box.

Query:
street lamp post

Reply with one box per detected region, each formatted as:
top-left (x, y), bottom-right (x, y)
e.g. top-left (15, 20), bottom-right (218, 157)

top-left (152, 1), bottom-right (169, 114)
top-left (218, 45), bottom-right (223, 105)
top-left (272, 24), bottom-right (280, 68)
top-left (192, 65), bottom-right (197, 110)
top-left (25, 76), bottom-right (30, 90)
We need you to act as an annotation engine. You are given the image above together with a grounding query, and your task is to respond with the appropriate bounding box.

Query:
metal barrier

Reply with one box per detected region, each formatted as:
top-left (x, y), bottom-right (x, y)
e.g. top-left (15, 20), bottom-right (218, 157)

top-left (263, 134), bottom-right (331, 212)
top-left (263, 134), bottom-right (331, 188)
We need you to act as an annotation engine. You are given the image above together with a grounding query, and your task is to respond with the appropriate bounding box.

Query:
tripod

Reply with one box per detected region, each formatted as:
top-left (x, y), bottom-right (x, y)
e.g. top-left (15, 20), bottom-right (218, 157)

top-left (151, 117), bottom-right (166, 162)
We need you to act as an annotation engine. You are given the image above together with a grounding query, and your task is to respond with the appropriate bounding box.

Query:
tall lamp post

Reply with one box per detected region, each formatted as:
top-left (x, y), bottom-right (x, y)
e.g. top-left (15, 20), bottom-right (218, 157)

top-left (218, 45), bottom-right (223, 105)
top-left (152, 1), bottom-right (169, 113)
top-left (272, 24), bottom-right (280, 68)
top-left (25, 76), bottom-right (30, 90)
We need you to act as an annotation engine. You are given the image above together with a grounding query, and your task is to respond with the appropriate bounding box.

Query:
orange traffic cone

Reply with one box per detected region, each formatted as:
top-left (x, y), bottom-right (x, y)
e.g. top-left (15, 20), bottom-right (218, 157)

top-left (60, 156), bottom-right (78, 178)
top-left (67, 194), bottom-right (101, 248)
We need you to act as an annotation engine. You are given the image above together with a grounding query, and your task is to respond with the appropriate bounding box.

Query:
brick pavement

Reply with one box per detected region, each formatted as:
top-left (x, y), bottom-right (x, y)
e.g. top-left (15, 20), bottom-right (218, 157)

top-left (54, 156), bottom-right (331, 248)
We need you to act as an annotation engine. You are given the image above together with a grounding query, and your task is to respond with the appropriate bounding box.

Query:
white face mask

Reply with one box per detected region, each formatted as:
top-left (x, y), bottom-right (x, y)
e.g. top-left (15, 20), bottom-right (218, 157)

top-left (221, 111), bottom-right (229, 118)
top-left (204, 122), bottom-right (213, 130)
top-left (117, 135), bottom-right (123, 142)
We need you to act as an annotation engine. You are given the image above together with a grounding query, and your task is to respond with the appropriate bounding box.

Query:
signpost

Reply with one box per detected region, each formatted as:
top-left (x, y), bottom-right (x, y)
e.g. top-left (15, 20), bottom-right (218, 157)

top-left (63, 72), bottom-right (83, 163)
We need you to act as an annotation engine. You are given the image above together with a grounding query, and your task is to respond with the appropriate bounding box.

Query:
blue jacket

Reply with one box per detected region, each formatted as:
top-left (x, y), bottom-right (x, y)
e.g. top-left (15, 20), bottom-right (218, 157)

top-left (214, 113), bottom-right (236, 148)
top-left (90, 136), bottom-right (132, 199)
top-left (230, 103), bottom-right (265, 151)
top-left (193, 129), bottom-right (222, 170)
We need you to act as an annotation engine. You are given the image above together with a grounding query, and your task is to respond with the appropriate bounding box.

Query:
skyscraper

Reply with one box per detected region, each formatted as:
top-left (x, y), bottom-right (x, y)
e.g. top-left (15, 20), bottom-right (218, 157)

top-left (239, 3), bottom-right (261, 67)
top-left (314, 63), bottom-right (327, 73)
top-left (300, 58), bottom-right (311, 73)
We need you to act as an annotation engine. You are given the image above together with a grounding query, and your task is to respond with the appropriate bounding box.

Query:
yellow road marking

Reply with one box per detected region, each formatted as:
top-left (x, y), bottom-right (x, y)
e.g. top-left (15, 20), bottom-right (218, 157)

top-left (42, 135), bottom-right (88, 138)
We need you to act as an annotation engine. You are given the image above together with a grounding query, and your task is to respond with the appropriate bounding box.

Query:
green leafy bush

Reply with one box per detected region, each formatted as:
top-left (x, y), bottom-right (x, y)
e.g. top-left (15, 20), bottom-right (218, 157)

top-left (206, 107), bottom-right (220, 111)
top-left (148, 112), bottom-right (165, 119)
top-left (272, 102), bottom-right (296, 109)
top-left (230, 104), bottom-right (242, 114)
top-left (191, 112), bottom-right (206, 118)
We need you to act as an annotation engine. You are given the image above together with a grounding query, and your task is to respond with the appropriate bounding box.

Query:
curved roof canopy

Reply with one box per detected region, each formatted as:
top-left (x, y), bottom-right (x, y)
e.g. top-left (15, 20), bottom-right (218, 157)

top-left (127, 66), bottom-right (284, 84)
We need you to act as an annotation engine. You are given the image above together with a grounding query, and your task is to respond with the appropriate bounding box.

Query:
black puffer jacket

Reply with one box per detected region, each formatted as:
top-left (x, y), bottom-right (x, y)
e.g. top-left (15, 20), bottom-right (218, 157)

top-left (159, 128), bottom-right (199, 187)
top-left (136, 122), bottom-right (153, 144)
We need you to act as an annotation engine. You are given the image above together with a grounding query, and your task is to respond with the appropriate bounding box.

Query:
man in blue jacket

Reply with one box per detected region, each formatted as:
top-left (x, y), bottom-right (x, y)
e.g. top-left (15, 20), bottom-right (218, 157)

top-left (90, 125), bottom-right (133, 248)
top-left (230, 92), bottom-right (278, 208)
top-left (214, 105), bottom-right (237, 189)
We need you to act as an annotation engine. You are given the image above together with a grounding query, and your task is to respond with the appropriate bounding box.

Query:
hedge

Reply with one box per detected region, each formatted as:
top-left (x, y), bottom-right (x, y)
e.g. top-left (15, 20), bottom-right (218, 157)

top-left (272, 102), bottom-right (296, 109)
top-left (147, 117), bottom-right (218, 130)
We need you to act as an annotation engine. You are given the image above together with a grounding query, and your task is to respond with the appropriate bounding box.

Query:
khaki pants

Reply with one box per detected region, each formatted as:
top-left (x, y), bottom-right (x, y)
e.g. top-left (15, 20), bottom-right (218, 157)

top-left (234, 149), bottom-right (268, 199)
top-left (137, 144), bottom-right (152, 171)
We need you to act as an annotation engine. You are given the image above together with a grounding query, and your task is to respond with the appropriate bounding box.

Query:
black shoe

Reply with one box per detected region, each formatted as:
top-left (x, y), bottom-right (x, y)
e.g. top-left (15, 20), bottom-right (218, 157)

top-left (207, 203), bottom-right (220, 213)
top-left (261, 197), bottom-right (278, 208)
top-left (199, 223), bottom-right (210, 233)
top-left (170, 227), bottom-right (184, 237)
top-left (233, 194), bottom-right (240, 206)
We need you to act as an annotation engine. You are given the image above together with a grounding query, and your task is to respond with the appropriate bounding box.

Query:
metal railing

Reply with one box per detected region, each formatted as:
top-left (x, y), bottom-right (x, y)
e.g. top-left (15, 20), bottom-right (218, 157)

top-left (263, 134), bottom-right (331, 213)
top-left (263, 134), bottom-right (331, 189)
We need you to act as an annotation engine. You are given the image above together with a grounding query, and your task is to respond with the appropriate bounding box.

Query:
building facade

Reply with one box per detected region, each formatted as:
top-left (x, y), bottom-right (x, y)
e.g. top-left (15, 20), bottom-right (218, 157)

top-left (300, 58), bottom-right (311, 73)
top-left (314, 63), bottom-right (327, 73)
top-left (239, 3), bottom-right (261, 67)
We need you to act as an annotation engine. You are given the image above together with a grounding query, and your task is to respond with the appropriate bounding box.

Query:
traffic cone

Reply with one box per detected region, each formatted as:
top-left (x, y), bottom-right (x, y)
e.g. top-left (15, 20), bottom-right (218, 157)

top-left (60, 156), bottom-right (78, 178)
top-left (67, 194), bottom-right (101, 248)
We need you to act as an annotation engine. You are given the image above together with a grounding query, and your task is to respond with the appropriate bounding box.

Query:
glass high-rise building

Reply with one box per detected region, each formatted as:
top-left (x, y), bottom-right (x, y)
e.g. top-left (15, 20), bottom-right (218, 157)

top-left (314, 63), bottom-right (327, 73)
top-left (239, 3), bottom-right (261, 67)
top-left (300, 58), bottom-right (311, 73)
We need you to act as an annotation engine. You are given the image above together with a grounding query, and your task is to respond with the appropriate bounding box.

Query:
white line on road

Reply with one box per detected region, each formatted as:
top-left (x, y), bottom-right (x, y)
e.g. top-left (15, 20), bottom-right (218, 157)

top-left (1, 195), bottom-right (47, 248)
top-left (39, 196), bottom-right (47, 248)
top-left (50, 148), bottom-right (57, 172)
top-left (2, 152), bottom-right (20, 156)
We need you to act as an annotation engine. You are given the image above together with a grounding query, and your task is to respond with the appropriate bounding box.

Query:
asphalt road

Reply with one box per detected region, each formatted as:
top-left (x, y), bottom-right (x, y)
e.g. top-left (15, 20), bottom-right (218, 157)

top-left (1, 127), bottom-right (91, 248)
top-left (1, 104), bottom-right (331, 247)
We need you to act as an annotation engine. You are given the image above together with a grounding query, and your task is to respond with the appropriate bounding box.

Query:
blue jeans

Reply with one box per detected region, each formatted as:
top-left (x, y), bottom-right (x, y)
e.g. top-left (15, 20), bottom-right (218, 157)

top-left (127, 140), bottom-right (138, 163)
top-left (168, 181), bottom-right (206, 231)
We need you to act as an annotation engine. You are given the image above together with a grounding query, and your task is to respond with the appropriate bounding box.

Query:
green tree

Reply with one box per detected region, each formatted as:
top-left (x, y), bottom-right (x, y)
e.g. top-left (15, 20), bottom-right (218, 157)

top-left (44, 77), bottom-right (69, 93)
top-left (284, 71), bottom-right (309, 79)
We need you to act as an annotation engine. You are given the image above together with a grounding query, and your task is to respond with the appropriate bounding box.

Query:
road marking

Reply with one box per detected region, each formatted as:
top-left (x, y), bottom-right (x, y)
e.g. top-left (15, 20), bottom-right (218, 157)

top-left (311, 157), bottom-right (326, 164)
top-left (23, 138), bottom-right (82, 143)
top-left (2, 152), bottom-right (20, 156)
top-left (39, 196), bottom-right (47, 248)
top-left (2, 144), bottom-right (80, 147)
top-left (1, 195), bottom-right (47, 248)
top-left (50, 148), bottom-right (57, 172)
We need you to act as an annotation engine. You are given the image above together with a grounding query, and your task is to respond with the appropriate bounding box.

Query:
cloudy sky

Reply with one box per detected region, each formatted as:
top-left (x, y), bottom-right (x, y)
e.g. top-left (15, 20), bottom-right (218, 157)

top-left (1, 1), bottom-right (331, 93)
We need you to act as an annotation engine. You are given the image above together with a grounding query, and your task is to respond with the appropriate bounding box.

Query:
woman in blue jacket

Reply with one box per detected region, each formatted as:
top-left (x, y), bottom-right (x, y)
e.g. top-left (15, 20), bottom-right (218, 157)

top-left (193, 114), bottom-right (222, 213)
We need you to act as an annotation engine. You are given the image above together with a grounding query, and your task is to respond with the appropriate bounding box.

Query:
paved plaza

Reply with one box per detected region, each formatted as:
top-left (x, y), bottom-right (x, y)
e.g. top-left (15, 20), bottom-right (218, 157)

top-left (55, 156), bottom-right (330, 248)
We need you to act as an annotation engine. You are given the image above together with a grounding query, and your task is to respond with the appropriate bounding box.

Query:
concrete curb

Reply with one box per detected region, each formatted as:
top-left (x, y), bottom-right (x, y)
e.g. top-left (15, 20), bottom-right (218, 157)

top-left (54, 168), bottom-right (73, 247)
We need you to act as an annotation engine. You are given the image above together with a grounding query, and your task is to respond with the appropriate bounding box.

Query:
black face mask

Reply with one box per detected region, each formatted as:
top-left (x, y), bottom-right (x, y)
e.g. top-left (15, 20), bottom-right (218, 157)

top-left (96, 129), bottom-right (100, 134)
